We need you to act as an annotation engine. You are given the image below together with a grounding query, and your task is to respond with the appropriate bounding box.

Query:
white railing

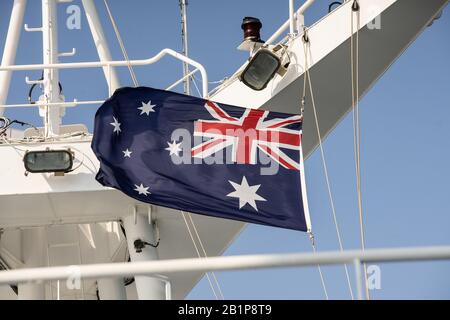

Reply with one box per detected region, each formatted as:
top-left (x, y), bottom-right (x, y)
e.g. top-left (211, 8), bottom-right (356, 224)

top-left (0, 67), bottom-right (200, 109)
top-left (265, 0), bottom-right (318, 45)
top-left (1, 245), bottom-right (450, 300)
top-left (0, 48), bottom-right (209, 103)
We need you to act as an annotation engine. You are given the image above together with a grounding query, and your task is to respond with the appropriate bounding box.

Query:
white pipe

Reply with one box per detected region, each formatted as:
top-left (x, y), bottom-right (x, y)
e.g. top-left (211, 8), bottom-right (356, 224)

top-left (0, 48), bottom-right (209, 98)
top-left (17, 227), bottom-right (47, 299)
top-left (122, 211), bottom-right (166, 300)
top-left (1, 246), bottom-right (450, 286)
top-left (289, 0), bottom-right (295, 35)
top-left (180, 0), bottom-right (190, 95)
top-left (0, 100), bottom-right (104, 108)
top-left (0, 0), bottom-right (27, 116)
top-left (41, 0), bottom-right (62, 137)
top-left (97, 278), bottom-right (127, 300)
top-left (81, 0), bottom-right (120, 93)
top-left (95, 224), bottom-right (126, 300)
top-left (353, 259), bottom-right (363, 300)
top-left (265, 0), bottom-right (317, 45)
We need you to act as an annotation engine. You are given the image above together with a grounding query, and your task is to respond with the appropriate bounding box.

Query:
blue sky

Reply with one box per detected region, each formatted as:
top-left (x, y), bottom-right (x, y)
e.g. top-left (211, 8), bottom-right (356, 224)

top-left (1, 0), bottom-right (449, 299)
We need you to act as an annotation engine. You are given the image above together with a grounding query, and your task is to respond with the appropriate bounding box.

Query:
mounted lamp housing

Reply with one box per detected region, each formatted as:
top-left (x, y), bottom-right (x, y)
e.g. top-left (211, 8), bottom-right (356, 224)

top-left (24, 149), bottom-right (73, 174)
top-left (239, 48), bottom-right (281, 91)
top-left (239, 42), bottom-right (291, 91)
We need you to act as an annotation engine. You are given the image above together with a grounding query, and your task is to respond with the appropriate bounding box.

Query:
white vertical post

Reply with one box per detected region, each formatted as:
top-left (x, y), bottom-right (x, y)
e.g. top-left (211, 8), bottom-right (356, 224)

top-left (41, 0), bottom-right (63, 137)
top-left (289, 0), bottom-right (296, 35)
top-left (297, 13), bottom-right (305, 32)
top-left (0, 0), bottom-right (27, 116)
top-left (81, 0), bottom-right (121, 93)
top-left (94, 223), bottom-right (126, 300)
top-left (97, 278), bottom-right (127, 300)
top-left (18, 227), bottom-right (47, 300)
top-left (179, 0), bottom-right (190, 95)
top-left (122, 209), bottom-right (166, 300)
top-left (353, 259), bottom-right (363, 300)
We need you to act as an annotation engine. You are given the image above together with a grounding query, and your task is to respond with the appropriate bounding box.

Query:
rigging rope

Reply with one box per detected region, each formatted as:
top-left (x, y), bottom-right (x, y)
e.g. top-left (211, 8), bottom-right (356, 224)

top-left (350, 0), bottom-right (370, 300)
top-left (181, 211), bottom-right (224, 300)
top-left (301, 29), bottom-right (355, 300)
top-left (308, 232), bottom-right (329, 299)
top-left (103, 0), bottom-right (139, 87)
top-left (186, 213), bottom-right (225, 299)
top-left (191, 75), bottom-right (202, 97)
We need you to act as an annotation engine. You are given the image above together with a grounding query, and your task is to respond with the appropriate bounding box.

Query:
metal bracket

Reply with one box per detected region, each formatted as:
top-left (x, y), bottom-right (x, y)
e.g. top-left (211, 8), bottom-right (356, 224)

top-left (58, 48), bottom-right (76, 58)
top-left (25, 76), bottom-right (44, 85)
top-left (24, 24), bottom-right (42, 32)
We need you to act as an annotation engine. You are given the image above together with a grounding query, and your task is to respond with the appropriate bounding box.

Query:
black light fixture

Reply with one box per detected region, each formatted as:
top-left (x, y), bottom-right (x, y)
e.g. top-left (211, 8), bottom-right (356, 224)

top-left (24, 149), bottom-right (73, 174)
top-left (239, 49), bottom-right (281, 91)
top-left (241, 17), bottom-right (263, 42)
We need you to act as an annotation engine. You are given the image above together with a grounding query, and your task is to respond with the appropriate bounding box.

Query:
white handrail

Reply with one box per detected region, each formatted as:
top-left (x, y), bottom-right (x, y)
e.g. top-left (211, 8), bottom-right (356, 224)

top-left (0, 245), bottom-right (449, 289)
top-left (265, 0), bottom-right (317, 45)
top-left (0, 48), bottom-right (209, 98)
top-left (0, 100), bottom-right (104, 109)
top-left (0, 71), bottom-right (203, 109)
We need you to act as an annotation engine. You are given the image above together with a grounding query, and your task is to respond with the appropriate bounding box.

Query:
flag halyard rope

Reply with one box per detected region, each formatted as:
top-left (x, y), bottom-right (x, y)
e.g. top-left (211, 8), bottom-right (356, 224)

top-left (301, 28), bottom-right (355, 300)
top-left (350, 0), bottom-right (370, 300)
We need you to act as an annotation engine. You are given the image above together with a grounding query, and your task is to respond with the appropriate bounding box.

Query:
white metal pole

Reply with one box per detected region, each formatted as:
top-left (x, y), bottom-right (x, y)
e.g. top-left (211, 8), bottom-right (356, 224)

top-left (81, 0), bottom-right (121, 93)
top-left (353, 259), bottom-right (363, 300)
top-left (17, 227), bottom-right (47, 299)
top-left (41, 0), bottom-right (63, 137)
top-left (95, 223), bottom-right (126, 300)
top-left (289, 0), bottom-right (296, 35)
top-left (97, 278), bottom-right (127, 300)
top-left (122, 210), bottom-right (166, 300)
top-left (2, 246), bottom-right (450, 286)
top-left (179, 0), bottom-right (190, 95)
top-left (0, 0), bottom-right (27, 116)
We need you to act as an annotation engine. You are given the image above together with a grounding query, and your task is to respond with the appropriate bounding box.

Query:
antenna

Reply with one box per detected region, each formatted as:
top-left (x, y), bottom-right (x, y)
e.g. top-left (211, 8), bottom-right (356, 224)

top-left (179, 0), bottom-right (190, 95)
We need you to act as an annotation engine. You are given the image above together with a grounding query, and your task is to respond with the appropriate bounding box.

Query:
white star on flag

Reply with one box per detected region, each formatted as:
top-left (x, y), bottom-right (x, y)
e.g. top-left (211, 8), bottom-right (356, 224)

top-left (138, 100), bottom-right (156, 115)
top-left (227, 176), bottom-right (266, 211)
top-left (134, 183), bottom-right (151, 196)
top-left (110, 117), bottom-right (121, 134)
top-left (122, 149), bottom-right (132, 158)
top-left (165, 140), bottom-right (182, 156)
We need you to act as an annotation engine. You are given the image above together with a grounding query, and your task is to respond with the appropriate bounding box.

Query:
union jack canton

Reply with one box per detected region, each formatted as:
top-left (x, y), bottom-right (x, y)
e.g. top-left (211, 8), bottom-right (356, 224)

top-left (192, 101), bottom-right (303, 171)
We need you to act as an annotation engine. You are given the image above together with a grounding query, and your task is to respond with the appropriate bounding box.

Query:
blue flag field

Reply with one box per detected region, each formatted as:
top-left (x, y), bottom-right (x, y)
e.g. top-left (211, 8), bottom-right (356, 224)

top-left (92, 87), bottom-right (311, 231)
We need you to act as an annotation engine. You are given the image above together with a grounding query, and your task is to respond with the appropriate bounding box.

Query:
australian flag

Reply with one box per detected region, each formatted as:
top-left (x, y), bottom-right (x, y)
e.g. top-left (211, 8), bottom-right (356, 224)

top-left (91, 87), bottom-right (311, 232)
